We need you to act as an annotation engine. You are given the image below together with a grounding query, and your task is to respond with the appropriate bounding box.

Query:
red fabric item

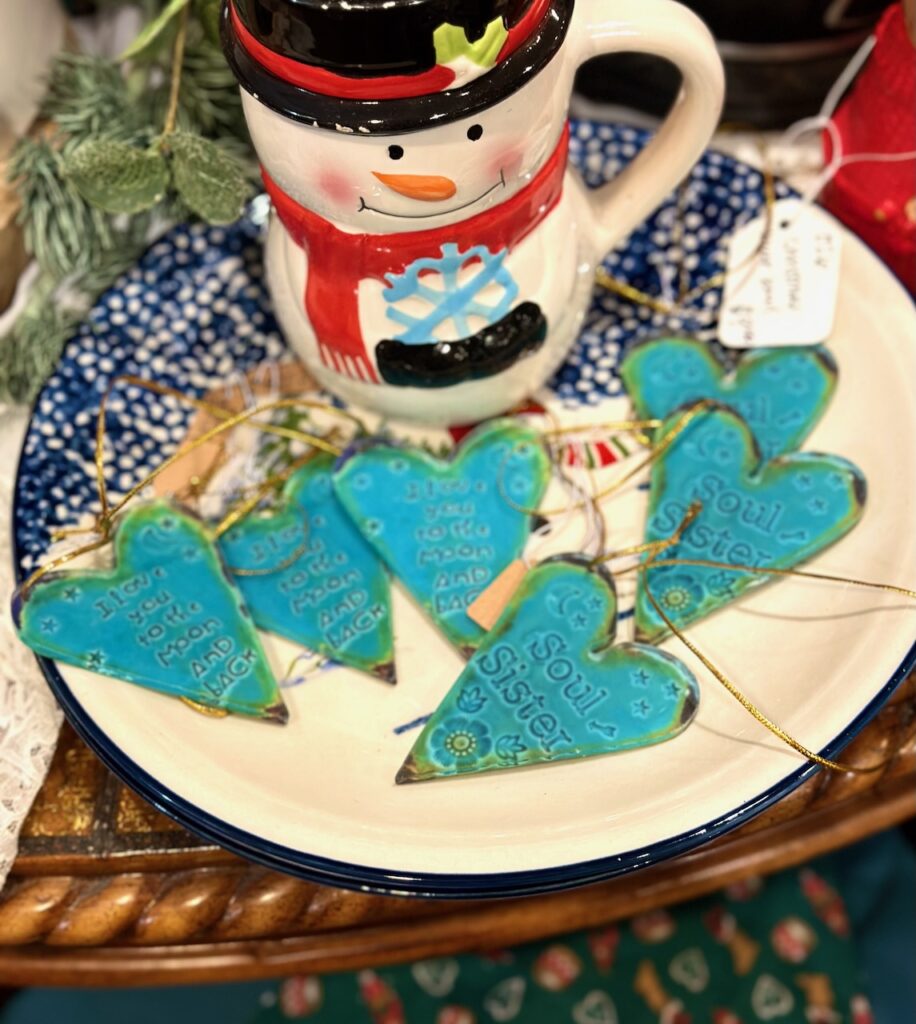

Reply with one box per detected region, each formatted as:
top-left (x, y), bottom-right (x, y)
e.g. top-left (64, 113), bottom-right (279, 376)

top-left (263, 125), bottom-right (570, 382)
top-left (823, 4), bottom-right (916, 291)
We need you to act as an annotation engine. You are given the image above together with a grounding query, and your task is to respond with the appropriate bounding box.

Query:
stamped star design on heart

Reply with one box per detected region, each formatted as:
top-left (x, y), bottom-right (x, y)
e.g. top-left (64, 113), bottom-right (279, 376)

top-left (620, 337), bottom-right (837, 458)
top-left (333, 418), bottom-right (551, 655)
top-left (218, 453), bottom-right (395, 682)
top-left (396, 556), bottom-right (699, 783)
top-left (14, 501), bottom-right (286, 721)
top-left (636, 404), bottom-right (866, 643)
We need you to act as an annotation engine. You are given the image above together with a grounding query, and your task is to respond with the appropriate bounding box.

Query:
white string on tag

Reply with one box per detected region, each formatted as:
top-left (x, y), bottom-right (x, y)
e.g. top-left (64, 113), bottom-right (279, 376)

top-left (720, 29), bottom-right (915, 349)
top-left (774, 32), bottom-right (916, 213)
top-left (523, 435), bottom-right (605, 568)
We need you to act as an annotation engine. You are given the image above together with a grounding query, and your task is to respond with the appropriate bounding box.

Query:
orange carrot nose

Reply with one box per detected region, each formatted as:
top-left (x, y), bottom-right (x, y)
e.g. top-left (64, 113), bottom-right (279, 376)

top-left (372, 172), bottom-right (457, 201)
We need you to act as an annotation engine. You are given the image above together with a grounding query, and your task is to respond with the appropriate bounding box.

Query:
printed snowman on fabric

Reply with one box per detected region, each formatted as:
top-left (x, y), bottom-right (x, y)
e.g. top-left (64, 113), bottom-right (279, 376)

top-left (232, 0), bottom-right (581, 416)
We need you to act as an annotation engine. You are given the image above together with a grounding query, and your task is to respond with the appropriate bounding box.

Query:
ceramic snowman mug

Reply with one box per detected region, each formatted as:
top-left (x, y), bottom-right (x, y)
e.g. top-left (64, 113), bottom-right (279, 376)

top-left (223, 0), bottom-right (724, 425)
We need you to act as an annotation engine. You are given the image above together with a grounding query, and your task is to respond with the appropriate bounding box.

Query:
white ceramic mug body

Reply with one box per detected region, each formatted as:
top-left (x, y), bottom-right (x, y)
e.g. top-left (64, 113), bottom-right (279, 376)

top-left (239, 0), bottom-right (724, 425)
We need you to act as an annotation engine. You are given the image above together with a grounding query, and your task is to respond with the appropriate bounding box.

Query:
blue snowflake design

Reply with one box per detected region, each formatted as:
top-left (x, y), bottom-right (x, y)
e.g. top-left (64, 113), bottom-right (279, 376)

top-left (14, 123), bottom-right (788, 573)
top-left (382, 242), bottom-right (518, 344)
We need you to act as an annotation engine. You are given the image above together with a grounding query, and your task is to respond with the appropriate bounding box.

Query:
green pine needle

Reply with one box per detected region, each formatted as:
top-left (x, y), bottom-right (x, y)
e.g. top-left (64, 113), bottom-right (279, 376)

top-left (40, 54), bottom-right (149, 145)
top-left (0, 279), bottom-right (80, 403)
top-left (8, 137), bottom-right (125, 280)
top-left (1, 1), bottom-right (258, 404)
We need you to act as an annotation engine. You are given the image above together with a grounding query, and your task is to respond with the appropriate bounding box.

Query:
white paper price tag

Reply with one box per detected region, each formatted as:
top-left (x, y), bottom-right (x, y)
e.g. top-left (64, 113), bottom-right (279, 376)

top-left (719, 198), bottom-right (842, 348)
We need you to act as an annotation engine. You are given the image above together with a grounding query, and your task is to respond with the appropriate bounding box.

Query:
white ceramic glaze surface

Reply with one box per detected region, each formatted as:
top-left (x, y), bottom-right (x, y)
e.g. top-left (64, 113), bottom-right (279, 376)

top-left (239, 0), bottom-right (725, 424)
top-left (43, 229), bottom-right (916, 886)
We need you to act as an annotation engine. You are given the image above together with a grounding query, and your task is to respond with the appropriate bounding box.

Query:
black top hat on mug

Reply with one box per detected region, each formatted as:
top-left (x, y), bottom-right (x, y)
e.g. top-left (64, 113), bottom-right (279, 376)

top-left (221, 0), bottom-right (573, 134)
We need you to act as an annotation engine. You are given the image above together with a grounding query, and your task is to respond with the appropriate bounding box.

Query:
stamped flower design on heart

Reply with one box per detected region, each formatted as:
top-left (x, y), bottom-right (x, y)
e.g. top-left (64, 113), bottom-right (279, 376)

top-left (637, 404), bottom-right (866, 643)
top-left (430, 717), bottom-right (493, 767)
top-left (398, 556), bottom-right (699, 783)
top-left (655, 575), bottom-right (703, 616)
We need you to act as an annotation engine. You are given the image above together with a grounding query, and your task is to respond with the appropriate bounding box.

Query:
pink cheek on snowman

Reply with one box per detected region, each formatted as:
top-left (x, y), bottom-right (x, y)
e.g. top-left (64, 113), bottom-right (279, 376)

top-left (489, 147), bottom-right (525, 182)
top-left (317, 170), bottom-right (357, 208)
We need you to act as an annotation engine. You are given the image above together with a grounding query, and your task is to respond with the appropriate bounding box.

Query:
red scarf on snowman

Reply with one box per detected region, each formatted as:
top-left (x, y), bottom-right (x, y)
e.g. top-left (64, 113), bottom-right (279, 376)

top-left (262, 125), bottom-right (569, 383)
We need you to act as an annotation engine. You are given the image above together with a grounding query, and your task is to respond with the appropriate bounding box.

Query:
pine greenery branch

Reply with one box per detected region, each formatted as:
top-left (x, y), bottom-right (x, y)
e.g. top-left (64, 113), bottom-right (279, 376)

top-left (1, 0), bottom-right (257, 404)
top-left (8, 136), bottom-right (133, 280)
top-left (177, 39), bottom-right (251, 144)
top-left (0, 226), bottom-right (153, 404)
top-left (40, 54), bottom-right (149, 145)
top-left (0, 278), bottom-right (82, 403)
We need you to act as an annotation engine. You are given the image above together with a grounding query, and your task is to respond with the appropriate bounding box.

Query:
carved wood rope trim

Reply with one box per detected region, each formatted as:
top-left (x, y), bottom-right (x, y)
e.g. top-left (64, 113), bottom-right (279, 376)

top-left (0, 677), bottom-right (912, 951)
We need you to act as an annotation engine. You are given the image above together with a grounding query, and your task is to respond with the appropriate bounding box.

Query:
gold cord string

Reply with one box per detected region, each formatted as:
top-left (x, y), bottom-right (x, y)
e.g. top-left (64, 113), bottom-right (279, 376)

top-left (95, 388), bottom-right (346, 527)
top-left (215, 450), bottom-right (324, 576)
top-left (595, 163), bottom-right (777, 315)
top-left (641, 557), bottom-right (916, 602)
top-left (114, 375), bottom-right (365, 447)
top-left (226, 534), bottom-right (312, 578)
top-left (19, 381), bottom-right (361, 596)
top-left (212, 448), bottom-right (324, 542)
top-left (588, 399), bottom-right (715, 506)
top-left (591, 501), bottom-right (703, 565)
top-left (542, 418), bottom-right (662, 437)
top-left (641, 581), bottom-right (892, 775)
top-left (497, 401), bottom-right (716, 519)
top-left (600, 505), bottom-right (912, 775)
top-left (179, 697), bottom-right (229, 718)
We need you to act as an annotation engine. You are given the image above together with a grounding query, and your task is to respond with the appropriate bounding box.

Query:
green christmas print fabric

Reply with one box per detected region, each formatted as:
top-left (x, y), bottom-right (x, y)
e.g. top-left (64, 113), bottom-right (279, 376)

top-left (249, 862), bottom-right (872, 1024)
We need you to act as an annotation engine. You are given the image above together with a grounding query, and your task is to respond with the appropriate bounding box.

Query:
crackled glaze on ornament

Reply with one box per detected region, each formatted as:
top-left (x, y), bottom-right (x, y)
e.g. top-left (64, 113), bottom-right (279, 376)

top-left (620, 337), bottom-right (837, 458)
top-left (218, 454), bottom-right (395, 682)
top-left (13, 502), bottom-right (286, 721)
top-left (333, 419), bottom-right (551, 654)
top-left (397, 556), bottom-right (699, 782)
top-left (636, 405), bottom-right (867, 644)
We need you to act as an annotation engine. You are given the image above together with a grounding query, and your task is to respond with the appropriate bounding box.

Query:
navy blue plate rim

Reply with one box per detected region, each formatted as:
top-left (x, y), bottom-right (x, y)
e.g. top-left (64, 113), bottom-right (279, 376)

top-left (12, 137), bottom-right (916, 897)
top-left (14, 436), bottom-right (916, 897)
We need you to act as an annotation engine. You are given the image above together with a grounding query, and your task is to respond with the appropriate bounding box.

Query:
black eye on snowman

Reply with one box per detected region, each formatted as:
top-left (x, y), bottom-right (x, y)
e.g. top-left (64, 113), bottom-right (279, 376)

top-left (388, 144), bottom-right (404, 160)
top-left (467, 124), bottom-right (483, 141)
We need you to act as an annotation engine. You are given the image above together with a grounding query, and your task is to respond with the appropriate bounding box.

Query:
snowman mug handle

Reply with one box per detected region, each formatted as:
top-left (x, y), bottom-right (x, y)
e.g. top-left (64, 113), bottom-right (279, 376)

top-left (570, 0), bottom-right (725, 254)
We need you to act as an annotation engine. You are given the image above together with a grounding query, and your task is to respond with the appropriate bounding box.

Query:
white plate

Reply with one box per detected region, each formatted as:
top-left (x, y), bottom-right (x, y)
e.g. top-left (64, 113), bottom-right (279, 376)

top-left (15, 128), bottom-right (916, 896)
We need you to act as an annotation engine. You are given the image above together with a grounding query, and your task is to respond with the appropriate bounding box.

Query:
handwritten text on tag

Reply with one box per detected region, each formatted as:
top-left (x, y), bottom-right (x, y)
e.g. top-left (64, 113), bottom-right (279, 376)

top-left (719, 199), bottom-right (842, 348)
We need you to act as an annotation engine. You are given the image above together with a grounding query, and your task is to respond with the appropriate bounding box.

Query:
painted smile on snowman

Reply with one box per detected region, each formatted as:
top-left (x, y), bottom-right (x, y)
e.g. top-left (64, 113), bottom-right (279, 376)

top-left (359, 171), bottom-right (506, 219)
top-left (357, 122), bottom-right (506, 219)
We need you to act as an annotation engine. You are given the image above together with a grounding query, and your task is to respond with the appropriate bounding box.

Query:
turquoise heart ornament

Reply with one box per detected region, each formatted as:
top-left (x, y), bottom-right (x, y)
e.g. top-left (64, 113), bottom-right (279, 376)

top-left (14, 501), bottom-right (287, 721)
top-left (397, 557), bottom-right (699, 783)
top-left (620, 338), bottom-right (837, 458)
top-left (333, 419), bottom-right (551, 654)
top-left (636, 404), bottom-right (866, 643)
top-left (218, 453), bottom-right (395, 682)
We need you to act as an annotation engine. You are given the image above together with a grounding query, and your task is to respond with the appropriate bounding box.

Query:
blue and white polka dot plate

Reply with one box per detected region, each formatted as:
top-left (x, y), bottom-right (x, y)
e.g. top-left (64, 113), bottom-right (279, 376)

top-left (15, 122), bottom-right (787, 570)
top-left (13, 123), bottom-right (916, 898)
